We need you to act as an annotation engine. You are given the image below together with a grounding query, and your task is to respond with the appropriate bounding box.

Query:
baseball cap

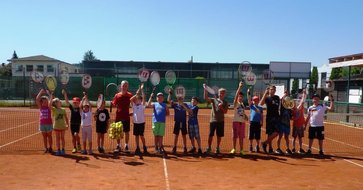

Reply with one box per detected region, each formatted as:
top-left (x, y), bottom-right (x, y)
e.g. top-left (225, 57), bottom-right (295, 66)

top-left (252, 96), bottom-right (259, 101)
top-left (157, 92), bottom-right (164, 97)
top-left (72, 97), bottom-right (81, 102)
top-left (312, 94), bottom-right (320, 99)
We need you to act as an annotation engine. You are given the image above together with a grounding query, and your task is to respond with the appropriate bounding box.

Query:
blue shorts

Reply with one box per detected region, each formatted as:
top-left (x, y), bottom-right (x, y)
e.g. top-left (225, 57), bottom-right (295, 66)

top-left (39, 124), bottom-right (53, 133)
top-left (188, 124), bottom-right (200, 140)
top-left (279, 124), bottom-right (290, 135)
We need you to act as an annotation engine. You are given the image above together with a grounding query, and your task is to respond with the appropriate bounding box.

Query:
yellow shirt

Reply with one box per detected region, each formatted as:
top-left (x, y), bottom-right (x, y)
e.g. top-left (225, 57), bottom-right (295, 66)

top-left (52, 107), bottom-right (67, 130)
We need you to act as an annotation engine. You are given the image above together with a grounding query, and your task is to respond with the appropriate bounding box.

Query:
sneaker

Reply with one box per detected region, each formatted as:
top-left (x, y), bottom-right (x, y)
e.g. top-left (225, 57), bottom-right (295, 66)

top-left (114, 145), bottom-right (121, 153)
top-left (77, 144), bottom-right (82, 151)
top-left (135, 147), bottom-right (141, 155)
top-left (98, 147), bottom-right (102, 153)
top-left (262, 143), bottom-right (267, 153)
top-left (275, 148), bottom-right (283, 154)
top-left (61, 149), bottom-right (66, 155)
top-left (292, 148), bottom-right (296, 154)
top-left (81, 150), bottom-right (88, 155)
top-left (198, 148), bottom-right (203, 154)
top-left (215, 147), bottom-right (221, 155)
top-left (159, 146), bottom-right (166, 154)
top-left (172, 146), bottom-right (177, 154)
top-left (286, 149), bottom-right (293, 155)
top-left (56, 150), bottom-right (62, 156)
top-left (48, 147), bottom-right (53, 154)
top-left (143, 146), bottom-right (148, 154)
top-left (240, 150), bottom-right (245, 156)
top-left (72, 148), bottom-right (77, 153)
top-left (256, 145), bottom-right (260, 153)
top-left (155, 147), bottom-right (160, 154)
top-left (183, 147), bottom-right (188, 154)
top-left (124, 144), bottom-right (130, 153)
top-left (249, 145), bottom-right (253, 152)
top-left (299, 148), bottom-right (306, 154)
top-left (189, 147), bottom-right (196, 153)
top-left (205, 147), bottom-right (212, 154)
top-left (305, 149), bottom-right (312, 155)
top-left (269, 148), bottom-right (274, 154)
top-left (88, 150), bottom-right (93, 155)
top-left (230, 148), bottom-right (236, 154)
top-left (319, 150), bottom-right (324, 156)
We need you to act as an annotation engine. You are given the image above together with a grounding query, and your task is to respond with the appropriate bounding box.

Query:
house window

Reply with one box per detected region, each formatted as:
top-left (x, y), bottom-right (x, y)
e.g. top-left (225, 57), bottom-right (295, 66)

top-left (26, 65), bottom-right (33, 72)
top-left (47, 65), bottom-right (54, 73)
top-left (16, 65), bottom-right (23, 72)
top-left (37, 65), bottom-right (44, 72)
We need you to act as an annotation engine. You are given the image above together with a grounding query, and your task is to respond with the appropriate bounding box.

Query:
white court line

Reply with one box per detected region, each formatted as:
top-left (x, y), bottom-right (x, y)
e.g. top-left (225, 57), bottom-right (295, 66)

top-left (325, 137), bottom-right (363, 151)
top-left (0, 131), bottom-right (40, 149)
top-left (0, 121), bottom-right (37, 133)
top-left (162, 157), bottom-right (171, 190)
top-left (343, 159), bottom-right (363, 168)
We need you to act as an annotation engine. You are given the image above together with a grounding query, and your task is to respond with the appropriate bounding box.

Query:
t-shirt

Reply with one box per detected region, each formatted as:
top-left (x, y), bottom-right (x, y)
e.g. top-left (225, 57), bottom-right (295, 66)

top-left (69, 104), bottom-right (81, 125)
top-left (250, 103), bottom-right (263, 123)
top-left (132, 104), bottom-right (145, 124)
top-left (81, 111), bottom-right (92, 127)
top-left (171, 102), bottom-right (187, 123)
top-left (152, 102), bottom-right (167, 123)
top-left (95, 109), bottom-right (110, 128)
top-left (188, 104), bottom-right (199, 125)
top-left (112, 92), bottom-right (132, 121)
top-left (233, 102), bottom-right (246, 122)
top-left (293, 106), bottom-right (305, 127)
top-left (210, 98), bottom-right (228, 123)
top-left (307, 104), bottom-right (327, 127)
top-left (265, 95), bottom-right (280, 119)
top-left (280, 105), bottom-right (292, 127)
top-left (52, 107), bottom-right (67, 130)
top-left (39, 106), bottom-right (52, 125)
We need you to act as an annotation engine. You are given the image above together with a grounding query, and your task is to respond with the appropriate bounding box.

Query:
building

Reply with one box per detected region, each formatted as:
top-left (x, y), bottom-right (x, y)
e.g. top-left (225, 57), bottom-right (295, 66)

top-left (9, 53), bottom-right (80, 77)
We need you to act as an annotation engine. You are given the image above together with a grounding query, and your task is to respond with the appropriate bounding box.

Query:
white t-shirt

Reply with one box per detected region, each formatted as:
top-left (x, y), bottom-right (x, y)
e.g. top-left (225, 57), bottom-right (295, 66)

top-left (307, 104), bottom-right (327, 127)
top-left (132, 104), bottom-right (145, 124)
top-left (233, 102), bottom-right (245, 122)
top-left (81, 111), bottom-right (92, 127)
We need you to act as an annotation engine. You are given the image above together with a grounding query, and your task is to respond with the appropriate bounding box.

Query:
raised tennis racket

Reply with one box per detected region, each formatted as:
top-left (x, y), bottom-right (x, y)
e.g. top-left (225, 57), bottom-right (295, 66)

top-left (45, 75), bottom-right (57, 94)
top-left (138, 67), bottom-right (150, 83)
top-left (175, 85), bottom-right (186, 98)
top-left (244, 71), bottom-right (257, 86)
top-left (165, 70), bottom-right (177, 88)
top-left (60, 69), bottom-right (69, 94)
top-left (238, 61), bottom-right (252, 81)
top-left (150, 71), bottom-right (160, 93)
top-left (97, 94), bottom-right (103, 109)
top-left (31, 71), bottom-right (45, 89)
top-left (203, 84), bottom-right (217, 95)
top-left (262, 69), bottom-right (274, 85)
top-left (106, 83), bottom-right (118, 113)
top-left (82, 74), bottom-right (92, 95)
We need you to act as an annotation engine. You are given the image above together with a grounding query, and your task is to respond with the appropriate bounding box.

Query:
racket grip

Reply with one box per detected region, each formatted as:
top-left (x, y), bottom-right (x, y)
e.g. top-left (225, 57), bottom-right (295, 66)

top-left (110, 101), bottom-right (113, 113)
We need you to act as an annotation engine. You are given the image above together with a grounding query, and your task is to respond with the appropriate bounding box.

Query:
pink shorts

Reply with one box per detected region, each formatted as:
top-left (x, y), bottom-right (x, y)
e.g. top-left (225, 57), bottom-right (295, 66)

top-left (233, 122), bottom-right (245, 139)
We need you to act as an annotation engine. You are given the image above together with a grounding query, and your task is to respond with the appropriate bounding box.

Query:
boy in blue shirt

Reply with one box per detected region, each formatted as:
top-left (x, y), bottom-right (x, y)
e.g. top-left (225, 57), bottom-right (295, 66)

top-left (247, 88), bottom-right (263, 152)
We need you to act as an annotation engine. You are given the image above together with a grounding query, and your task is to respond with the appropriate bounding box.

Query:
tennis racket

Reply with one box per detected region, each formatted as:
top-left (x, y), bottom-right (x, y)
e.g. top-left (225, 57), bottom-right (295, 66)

top-left (203, 84), bottom-right (217, 95)
top-left (165, 70), bottom-right (177, 89)
top-left (82, 74), bottom-right (92, 95)
top-left (238, 61), bottom-right (252, 81)
top-left (31, 71), bottom-right (45, 90)
top-left (45, 75), bottom-right (57, 94)
top-left (175, 85), bottom-right (186, 99)
top-left (60, 69), bottom-right (69, 95)
top-left (106, 83), bottom-right (118, 113)
top-left (244, 71), bottom-right (257, 86)
top-left (262, 69), bottom-right (274, 85)
top-left (138, 67), bottom-right (150, 83)
top-left (150, 71), bottom-right (160, 93)
top-left (97, 94), bottom-right (103, 109)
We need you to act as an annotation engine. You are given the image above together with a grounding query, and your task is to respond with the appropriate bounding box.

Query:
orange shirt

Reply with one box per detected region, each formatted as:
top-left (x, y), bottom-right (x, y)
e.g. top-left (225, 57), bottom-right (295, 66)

top-left (293, 106), bottom-right (305, 127)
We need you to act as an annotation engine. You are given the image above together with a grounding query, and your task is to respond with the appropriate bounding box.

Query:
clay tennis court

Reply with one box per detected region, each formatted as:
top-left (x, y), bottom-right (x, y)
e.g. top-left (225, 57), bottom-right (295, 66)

top-left (1, 107), bottom-right (363, 189)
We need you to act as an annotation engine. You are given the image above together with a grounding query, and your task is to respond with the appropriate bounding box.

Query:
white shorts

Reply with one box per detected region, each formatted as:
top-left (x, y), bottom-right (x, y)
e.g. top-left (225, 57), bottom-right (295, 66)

top-left (82, 125), bottom-right (92, 142)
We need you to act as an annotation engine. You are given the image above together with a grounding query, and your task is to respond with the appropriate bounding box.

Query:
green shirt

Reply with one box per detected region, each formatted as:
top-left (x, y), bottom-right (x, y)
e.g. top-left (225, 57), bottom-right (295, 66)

top-left (210, 98), bottom-right (228, 122)
top-left (52, 107), bottom-right (67, 130)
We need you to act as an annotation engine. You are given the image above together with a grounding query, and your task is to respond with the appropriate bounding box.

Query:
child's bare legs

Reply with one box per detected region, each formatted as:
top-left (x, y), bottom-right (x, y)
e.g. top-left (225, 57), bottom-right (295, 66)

top-left (298, 137), bottom-right (303, 150)
top-left (319, 140), bottom-right (323, 152)
top-left (308, 139), bottom-right (314, 151)
top-left (154, 136), bottom-right (158, 150)
top-left (277, 133), bottom-right (283, 149)
top-left (292, 137), bottom-right (297, 150)
top-left (284, 134), bottom-right (290, 149)
top-left (42, 132), bottom-right (48, 150)
top-left (239, 136), bottom-right (243, 151)
top-left (55, 131), bottom-right (61, 150)
top-left (88, 141), bottom-right (92, 152)
top-left (47, 131), bottom-right (53, 150)
top-left (249, 139), bottom-right (253, 149)
top-left (232, 137), bottom-right (237, 150)
top-left (140, 136), bottom-right (146, 147)
top-left (191, 138), bottom-right (196, 148)
top-left (196, 138), bottom-right (201, 150)
top-left (207, 136), bottom-right (213, 149)
top-left (125, 132), bottom-right (129, 146)
top-left (100, 133), bottom-right (104, 148)
top-left (60, 131), bottom-right (65, 150)
top-left (216, 136), bottom-right (222, 149)
top-left (182, 134), bottom-right (187, 148)
top-left (97, 133), bottom-right (101, 148)
top-left (173, 134), bottom-right (179, 148)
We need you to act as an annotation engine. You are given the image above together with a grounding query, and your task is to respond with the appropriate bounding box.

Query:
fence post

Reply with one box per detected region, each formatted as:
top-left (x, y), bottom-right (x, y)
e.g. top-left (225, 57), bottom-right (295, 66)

top-left (23, 70), bottom-right (26, 106)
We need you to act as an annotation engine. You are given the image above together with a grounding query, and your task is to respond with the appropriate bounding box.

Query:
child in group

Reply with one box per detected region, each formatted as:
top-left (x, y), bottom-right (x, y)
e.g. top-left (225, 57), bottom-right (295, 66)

top-left (36, 89), bottom-right (53, 153)
top-left (230, 81), bottom-right (248, 156)
top-left (167, 90), bottom-right (188, 154)
top-left (186, 97), bottom-right (202, 154)
top-left (247, 88), bottom-right (263, 153)
top-left (130, 84), bottom-right (148, 155)
top-left (204, 85), bottom-right (229, 155)
top-left (80, 94), bottom-right (93, 155)
top-left (275, 90), bottom-right (293, 155)
top-left (292, 89), bottom-right (307, 154)
top-left (147, 91), bottom-right (170, 154)
top-left (94, 98), bottom-right (110, 153)
top-left (49, 94), bottom-right (69, 156)
top-left (64, 91), bottom-right (82, 153)
top-left (305, 94), bottom-right (334, 156)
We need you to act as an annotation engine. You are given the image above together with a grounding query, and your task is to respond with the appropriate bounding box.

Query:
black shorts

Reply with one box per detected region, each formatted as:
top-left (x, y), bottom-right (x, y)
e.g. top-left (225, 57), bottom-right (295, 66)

top-left (266, 118), bottom-right (279, 135)
top-left (121, 120), bottom-right (130, 133)
top-left (209, 122), bottom-right (224, 137)
top-left (308, 126), bottom-right (324, 140)
top-left (173, 121), bottom-right (187, 135)
top-left (70, 124), bottom-right (80, 135)
top-left (249, 121), bottom-right (261, 140)
top-left (96, 125), bottom-right (107, 134)
top-left (133, 123), bottom-right (145, 136)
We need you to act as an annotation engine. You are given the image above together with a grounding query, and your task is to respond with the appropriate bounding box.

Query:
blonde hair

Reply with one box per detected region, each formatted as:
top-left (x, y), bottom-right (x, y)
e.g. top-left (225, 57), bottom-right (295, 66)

top-left (52, 98), bottom-right (60, 107)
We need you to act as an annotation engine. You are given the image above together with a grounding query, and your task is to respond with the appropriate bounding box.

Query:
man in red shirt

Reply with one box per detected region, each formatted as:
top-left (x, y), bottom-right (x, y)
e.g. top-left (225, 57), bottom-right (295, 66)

top-left (112, 80), bottom-right (133, 153)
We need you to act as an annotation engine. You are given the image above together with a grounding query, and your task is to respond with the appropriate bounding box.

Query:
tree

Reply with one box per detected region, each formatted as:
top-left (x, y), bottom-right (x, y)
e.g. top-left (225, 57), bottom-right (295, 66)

top-left (291, 78), bottom-right (299, 97)
top-left (0, 62), bottom-right (12, 76)
top-left (82, 50), bottom-right (99, 62)
top-left (330, 67), bottom-right (341, 80)
top-left (310, 66), bottom-right (318, 91)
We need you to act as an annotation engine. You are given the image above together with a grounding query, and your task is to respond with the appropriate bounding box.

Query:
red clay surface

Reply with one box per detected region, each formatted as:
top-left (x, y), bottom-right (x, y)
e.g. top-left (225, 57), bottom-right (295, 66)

top-left (1, 107), bottom-right (363, 189)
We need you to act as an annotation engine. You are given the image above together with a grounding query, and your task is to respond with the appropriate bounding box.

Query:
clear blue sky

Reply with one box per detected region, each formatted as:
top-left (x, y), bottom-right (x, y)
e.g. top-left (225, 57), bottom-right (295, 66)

top-left (1, 0), bottom-right (362, 67)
